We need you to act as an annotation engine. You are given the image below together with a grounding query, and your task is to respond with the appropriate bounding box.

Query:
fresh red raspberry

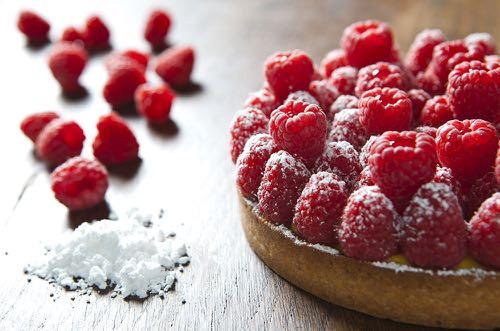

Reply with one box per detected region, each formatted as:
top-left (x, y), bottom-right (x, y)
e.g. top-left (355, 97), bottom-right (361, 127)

top-left (339, 185), bottom-right (398, 261)
top-left (293, 172), bottom-right (348, 245)
top-left (436, 119), bottom-right (498, 185)
top-left (427, 40), bottom-right (485, 84)
top-left (447, 61), bottom-right (500, 126)
top-left (329, 66), bottom-right (358, 95)
top-left (328, 95), bottom-right (358, 122)
top-left (48, 42), bottom-right (88, 94)
top-left (404, 29), bottom-right (446, 75)
top-left (355, 166), bottom-right (375, 189)
top-left (105, 50), bottom-right (149, 72)
top-left (416, 70), bottom-right (445, 96)
top-left (61, 26), bottom-right (83, 43)
top-left (414, 126), bottom-right (437, 138)
top-left (358, 87), bottom-right (412, 135)
top-left (401, 183), bottom-right (466, 269)
top-left (315, 141), bottom-right (362, 188)
top-left (229, 107), bottom-right (269, 163)
top-left (264, 50), bottom-right (314, 101)
top-left (465, 33), bottom-right (496, 55)
top-left (269, 100), bottom-right (327, 166)
top-left (51, 157), bottom-right (108, 211)
top-left (354, 62), bottom-right (407, 97)
top-left (144, 9), bottom-right (172, 49)
top-left (341, 20), bottom-right (394, 68)
top-left (236, 134), bottom-right (279, 201)
top-left (257, 151), bottom-right (311, 225)
top-left (407, 89), bottom-right (431, 125)
top-left (308, 80), bottom-right (339, 112)
top-left (468, 193), bottom-right (500, 269)
top-left (467, 172), bottom-right (499, 217)
top-left (103, 60), bottom-right (146, 109)
top-left (328, 108), bottom-right (368, 151)
top-left (17, 10), bottom-right (50, 44)
top-left (320, 49), bottom-right (348, 78)
top-left (244, 87), bottom-right (279, 118)
top-left (155, 45), bottom-right (195, 87)
top-left (20, 111), bottom-right (60, 142)
top-left (285, 91), bottom-right (319, 106)
top-left (420, 95), bottom-right (454, 127)
top-left (92, 113), bottom-right (139, 165)
top-left (369, 131), bottom-right (437, 212)
top-left (82, 15), bottom-right (110, 51)
top-left (134, 83), bottom-right (176, 124)
top-left (36, 119), bottom-right (85, 166)
top-left (432, 166), bottom-right (465, 207)
top-left (359, 135), bottom-right (378, 168)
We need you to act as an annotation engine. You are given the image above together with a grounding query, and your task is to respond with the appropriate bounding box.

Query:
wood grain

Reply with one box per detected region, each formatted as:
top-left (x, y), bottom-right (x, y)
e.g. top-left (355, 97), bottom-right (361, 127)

top-left (0, 0), bottom-right (498, 330)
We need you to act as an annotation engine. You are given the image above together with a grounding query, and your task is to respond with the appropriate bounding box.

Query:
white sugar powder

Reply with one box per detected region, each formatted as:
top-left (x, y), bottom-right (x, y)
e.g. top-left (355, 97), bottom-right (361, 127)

top-left (25, 211), bottom-right (189, 299)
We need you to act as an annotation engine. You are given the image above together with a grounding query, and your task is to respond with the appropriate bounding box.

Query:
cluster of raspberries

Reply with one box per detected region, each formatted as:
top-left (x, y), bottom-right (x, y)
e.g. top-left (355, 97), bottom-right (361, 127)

top-left (18, 9), bottom-right (196, 211)
top-left (230, 20), bottom-right (500, 271)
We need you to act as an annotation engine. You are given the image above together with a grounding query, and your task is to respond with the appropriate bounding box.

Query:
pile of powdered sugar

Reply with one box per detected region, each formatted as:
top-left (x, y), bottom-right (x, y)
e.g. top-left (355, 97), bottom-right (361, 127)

top-left (25, 209), bottom-right (189, 299)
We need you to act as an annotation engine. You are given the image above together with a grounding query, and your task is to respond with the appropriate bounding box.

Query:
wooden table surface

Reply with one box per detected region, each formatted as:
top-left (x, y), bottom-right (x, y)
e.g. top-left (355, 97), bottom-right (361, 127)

top-left (0, 0), bottom-right (498, 330)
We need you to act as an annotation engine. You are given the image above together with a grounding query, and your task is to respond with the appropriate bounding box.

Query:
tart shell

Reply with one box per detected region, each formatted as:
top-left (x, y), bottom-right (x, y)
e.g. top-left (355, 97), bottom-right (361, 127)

top-left (239, 194), bottom-right (500, 330)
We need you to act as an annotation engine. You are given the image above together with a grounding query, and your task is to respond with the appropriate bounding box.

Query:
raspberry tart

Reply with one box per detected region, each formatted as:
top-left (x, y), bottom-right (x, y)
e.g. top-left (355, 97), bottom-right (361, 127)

top-left (231, 21), bottom-right (500, 329)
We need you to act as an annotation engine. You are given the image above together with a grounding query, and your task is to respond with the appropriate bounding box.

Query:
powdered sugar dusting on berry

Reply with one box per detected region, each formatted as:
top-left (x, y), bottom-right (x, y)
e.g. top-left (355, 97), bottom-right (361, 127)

top-left (25, 210), bottom-right (189, 299)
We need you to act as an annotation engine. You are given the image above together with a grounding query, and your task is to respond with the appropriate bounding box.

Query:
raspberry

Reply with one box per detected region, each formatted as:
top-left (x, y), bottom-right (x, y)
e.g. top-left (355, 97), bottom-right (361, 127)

top-left (236, 134), bottom-right (278, 201)
top-left (341, 20), bottom-right (394, 68)
top-left (92, 113), bottom-right (139, 165)
top-left (315, 141), bottom-right (362, 188)
top-left (144, 9), bottom-right (172, 49)
top-left (329, 66), bottom-right (358, 95)
top-left (468, 193), bottom-right (500, 269)
top-left (61, 26), bottom-right (82, 43)
top-left (51, 157), bottom-right (108, 211)
top-left (105, 50), bottom-right (149, 72)
top-left (339, 185), bottom-right (398, 261)
top-left (155, 45), bottom-right (195, 87)
top-left (293, 172), bottom-right (348, 245)
top-left (369, 131), bottom-right (437, 212)
top-left (467, 173), bottom-right (499, 217)
top-left (420, 95), bottom-right (454, 127)
top-left (229, 107), bottom-right (269, 163)
top-left (103, 60), bottom-right (146, 109)
top-left (358, 87), bottom-right (412, 135)
top-left (436, 119), bottom-right (498, 185)
top-left (36, 119), bottom-right (85, 166)
top-left (285, 91), bottom-right (319, 106)
top-left (82, 15), bottom-right (110, 51)
top-left (465, 33), bottom-right (496, 55)
top-left (427, 40), bottom-right (485, 84)
top-left (414, 126), bottom-right (437, 138)
top-left (328, 108), bottom-right (368, 151)
top-left (257, 151), bottom-right (311, 225)
top-left (497, 146), bottom-right (500, 186)
top-left (328, 95), bottom-right (358, 122)
top-left (269, 100), bottom-right (327, 166)
top-left (134, 83), bottom-right (176, 124)
top-left (401, 183), bottom-right (466, 269)
top-left (308, 80), bottom-right (339, 111)
top-left (264, 50), bottom-right (314, 101)
top-left (354, 62), bottom-right (407, 97)
top-left (320, 49), bottom-right (347, 78)
top-left (359, 135), bottom-right (378, 168)
top-left (404, 29), bottom-right (446, 75)
top-left (407, 88), bottom-right (431, 125)
top-left (416, 70), bottom-right (444, 96)
top-left (356, 166), bottom-right (374, 188)
top-left (243, 87), bottom-right (279, 118)
top-left (48, 42), bottom-right (88, 93)
top-left (447, 61), bottom-right (500, 126)
top-left (17, 10), bottom-right (50, 44)
top-left (432, 166), bottom-right (465, 207)
top-left (20, 111), bottom-right (60, 142)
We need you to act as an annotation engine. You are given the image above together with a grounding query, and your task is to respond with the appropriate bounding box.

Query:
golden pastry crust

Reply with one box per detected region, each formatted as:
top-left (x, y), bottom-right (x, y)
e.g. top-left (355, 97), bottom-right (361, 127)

top-left (239, 193), bottom-right (500, 330)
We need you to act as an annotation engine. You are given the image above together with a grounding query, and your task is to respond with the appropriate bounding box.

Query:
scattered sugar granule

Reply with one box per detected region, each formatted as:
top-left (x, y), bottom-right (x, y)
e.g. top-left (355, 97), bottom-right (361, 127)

top-left (25, 212), bottom-right (189, 299)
